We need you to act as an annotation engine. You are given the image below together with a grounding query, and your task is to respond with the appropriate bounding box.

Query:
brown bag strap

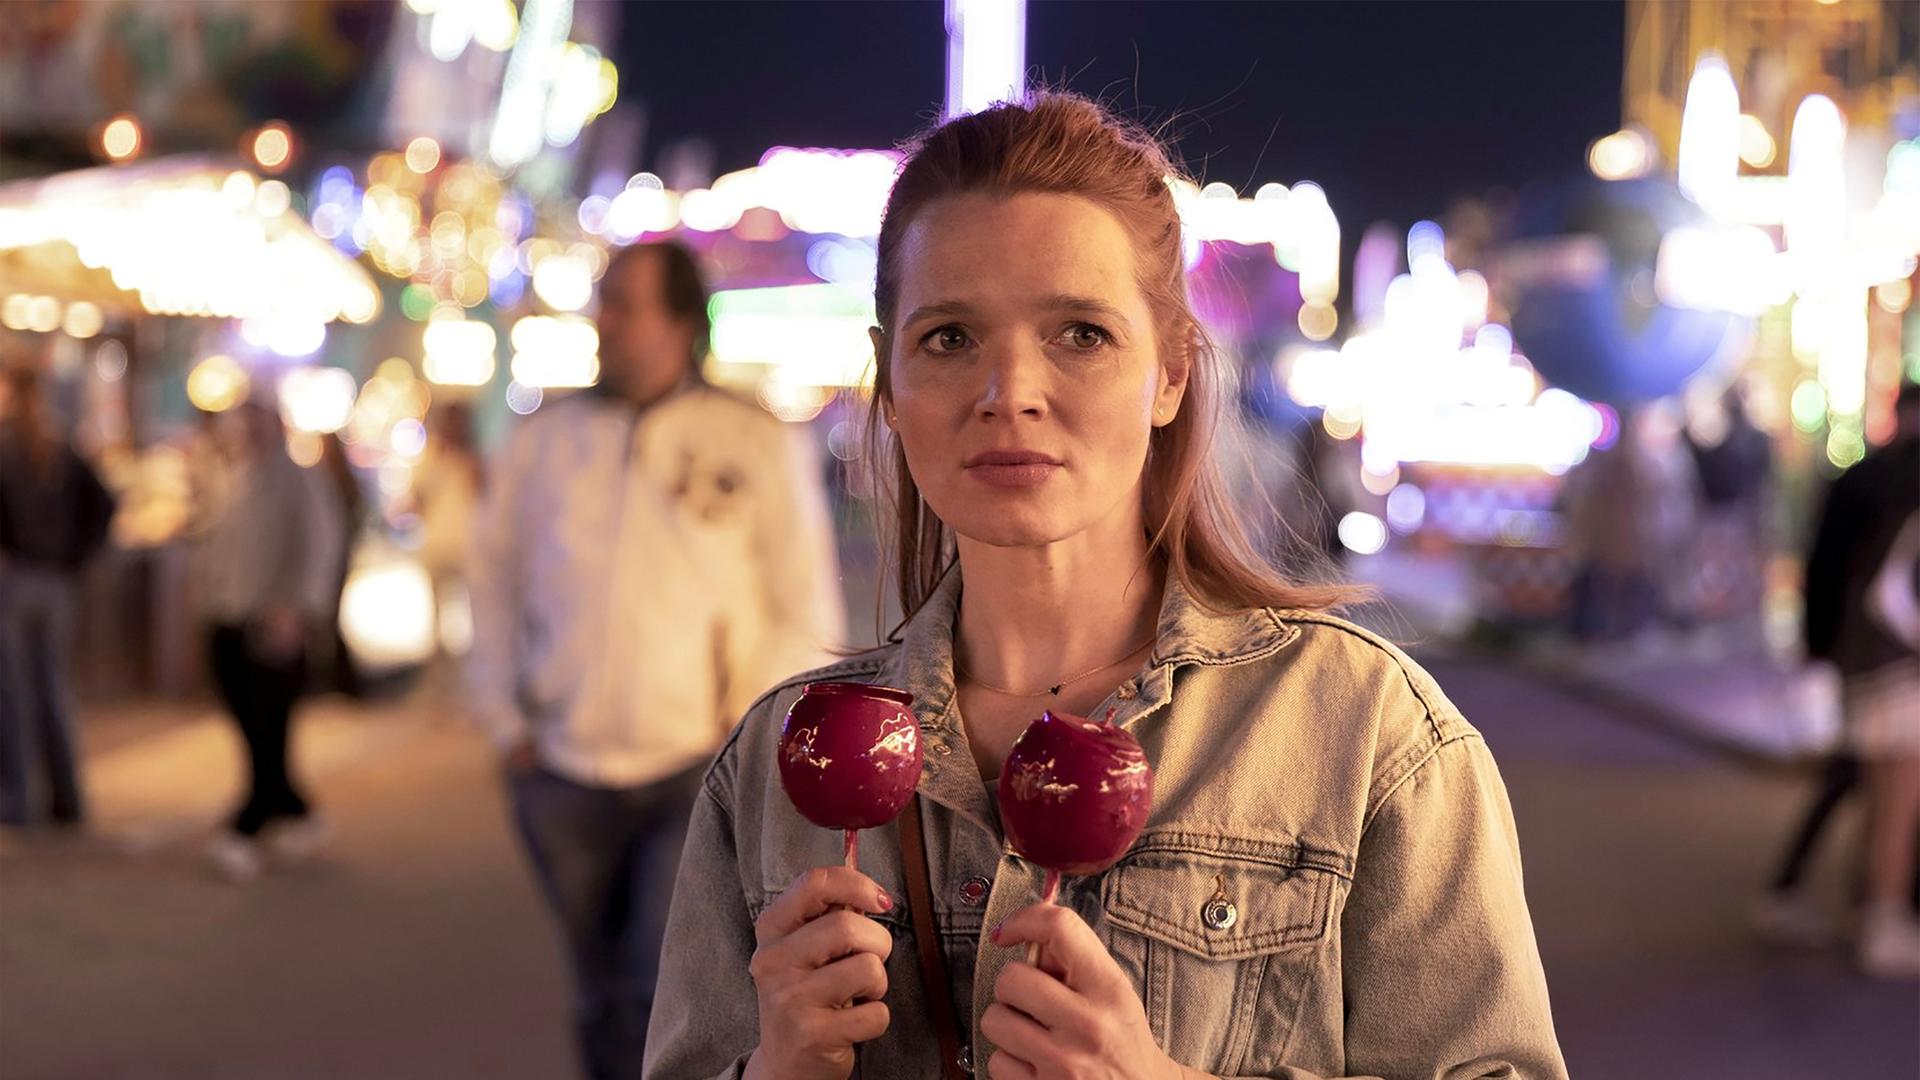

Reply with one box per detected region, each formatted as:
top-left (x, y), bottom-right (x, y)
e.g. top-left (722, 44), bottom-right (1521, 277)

top-left (898, 795), bottom-right (969, 1080)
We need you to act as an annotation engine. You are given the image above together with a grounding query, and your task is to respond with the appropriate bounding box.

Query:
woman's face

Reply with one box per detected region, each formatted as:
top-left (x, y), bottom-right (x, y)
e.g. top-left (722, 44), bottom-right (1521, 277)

top-left (879, 192), bottom-right (1188, 550)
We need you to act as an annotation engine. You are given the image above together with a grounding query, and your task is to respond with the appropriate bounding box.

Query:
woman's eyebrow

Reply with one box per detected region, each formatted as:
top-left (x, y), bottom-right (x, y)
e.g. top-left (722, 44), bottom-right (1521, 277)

top-left (899, 295), bottom-right (1134, 331)
top-left (1042, 295), bottom-right (1133, 331)
top-left (901, 300), bottom-right (973, 326)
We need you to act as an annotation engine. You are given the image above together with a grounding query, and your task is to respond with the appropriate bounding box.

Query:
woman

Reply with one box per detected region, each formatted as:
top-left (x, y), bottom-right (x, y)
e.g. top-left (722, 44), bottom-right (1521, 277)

top-left (0, 365), bottom-right (115, 826)
top-left (645, 94), bottom-right (1565, 1079)
top-left (411, 400), bottom-right (482, 685)
top-left (193, 401), bottom-right (345, 882)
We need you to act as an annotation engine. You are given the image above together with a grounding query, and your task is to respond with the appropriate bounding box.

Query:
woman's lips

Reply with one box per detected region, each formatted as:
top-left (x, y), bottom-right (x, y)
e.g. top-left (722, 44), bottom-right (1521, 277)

top-left (965, 461), bottom-right (1061, 488)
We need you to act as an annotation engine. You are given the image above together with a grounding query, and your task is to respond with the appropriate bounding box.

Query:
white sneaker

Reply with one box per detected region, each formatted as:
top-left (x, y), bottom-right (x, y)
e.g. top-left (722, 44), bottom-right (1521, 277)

top-left (207, 833), bottom-right (263, 884)
top-left (1748, 891), bottom-right (1830, 948)
top-left (1857, 906), bottom-right (1920, 979)
top-left (265, 815), bottom-right (330, 865)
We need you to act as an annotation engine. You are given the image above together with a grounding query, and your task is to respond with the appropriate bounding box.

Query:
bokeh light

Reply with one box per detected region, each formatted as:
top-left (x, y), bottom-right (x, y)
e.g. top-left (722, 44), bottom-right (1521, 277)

top-left (251, 123), bottom-right (294, 173)
top-left (187, 355), bottom-right (250, 413)
top-left (100, 115), bottom-right (141, 161)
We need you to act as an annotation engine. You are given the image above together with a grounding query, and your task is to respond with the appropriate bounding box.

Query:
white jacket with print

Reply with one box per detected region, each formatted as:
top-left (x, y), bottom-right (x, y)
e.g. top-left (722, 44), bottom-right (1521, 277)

top-left (465, 384), bottom-right (845, 788)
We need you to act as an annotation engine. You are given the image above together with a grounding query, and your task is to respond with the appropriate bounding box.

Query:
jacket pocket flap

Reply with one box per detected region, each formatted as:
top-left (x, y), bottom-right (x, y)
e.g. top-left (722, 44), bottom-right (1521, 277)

top-left (1100, 846), bottom-right (1335, 960)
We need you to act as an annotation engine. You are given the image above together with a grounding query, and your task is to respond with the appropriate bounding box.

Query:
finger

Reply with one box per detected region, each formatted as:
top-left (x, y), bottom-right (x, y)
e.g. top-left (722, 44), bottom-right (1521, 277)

top-left (800, 951), bottom-right (889, 1007)
top-left (986, 1049), bottom-right (1039, 1080)
top-left (755, 866), bottom-right (892, 943)
top-left (980, 1002), bottom-right (1057, 1067)
top-left (778, 908), bottom-right (896, 969)
top-left (989, 902), bottom-right (1128, 998)
top-left (991, 960), bottom-right (1098, 1034)
top-left (818, 1000), bottom-right (890, 1046)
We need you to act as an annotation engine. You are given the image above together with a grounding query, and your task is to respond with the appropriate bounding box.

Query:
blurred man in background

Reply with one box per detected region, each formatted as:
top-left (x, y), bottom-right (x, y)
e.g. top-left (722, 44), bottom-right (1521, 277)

top-left (467, 240), bottom-right (843, 1079)
top-left (0, 365), bottom-right (115, 827)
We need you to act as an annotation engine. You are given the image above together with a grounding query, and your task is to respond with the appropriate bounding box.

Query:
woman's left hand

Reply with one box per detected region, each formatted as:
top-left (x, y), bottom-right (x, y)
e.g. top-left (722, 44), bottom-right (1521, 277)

top-left (983, 902), bottom-right (1205, 1080)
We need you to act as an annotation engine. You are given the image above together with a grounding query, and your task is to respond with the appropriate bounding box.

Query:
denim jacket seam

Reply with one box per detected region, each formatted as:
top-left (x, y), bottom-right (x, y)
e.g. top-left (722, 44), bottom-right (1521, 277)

top-left (1155, 609), bottom-right (1299, 668)
top-left (1270, 610), bottom-right (1452, 740)
top-left (1360, 728), bottom-right (1483, 837)
top-left (1127, 829), bottom-right (1354, 881)
top-left (700, 781), bottom-right (737, 853)
top-left (702, 729), bottom-right (745, 807)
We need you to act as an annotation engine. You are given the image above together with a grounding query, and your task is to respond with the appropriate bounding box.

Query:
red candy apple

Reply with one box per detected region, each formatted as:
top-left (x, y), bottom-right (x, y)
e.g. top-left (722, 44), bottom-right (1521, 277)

top-left (997, 707), bottom-right (1154, 880)
top-left (779, 681), bottom-right (922, 867)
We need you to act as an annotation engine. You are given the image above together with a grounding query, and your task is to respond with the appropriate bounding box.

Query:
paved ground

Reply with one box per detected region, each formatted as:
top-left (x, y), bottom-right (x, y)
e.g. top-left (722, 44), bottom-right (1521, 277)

top-left (1427, 657), bottom-right (1918, 1080)
top-left (1, 658), bottom-right (1915, 1079)
top-left (0, 697), bottom-right (573, 1080)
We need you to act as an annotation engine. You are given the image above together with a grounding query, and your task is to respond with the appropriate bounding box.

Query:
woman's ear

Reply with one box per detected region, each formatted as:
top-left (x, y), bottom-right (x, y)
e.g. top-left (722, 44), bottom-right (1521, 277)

top-left (1152, 337), bottom-right (1193, 428)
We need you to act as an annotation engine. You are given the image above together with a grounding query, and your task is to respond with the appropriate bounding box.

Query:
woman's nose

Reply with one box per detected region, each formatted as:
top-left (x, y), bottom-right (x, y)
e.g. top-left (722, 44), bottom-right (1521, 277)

top-left (974, 342), bottom-right (1048, 421)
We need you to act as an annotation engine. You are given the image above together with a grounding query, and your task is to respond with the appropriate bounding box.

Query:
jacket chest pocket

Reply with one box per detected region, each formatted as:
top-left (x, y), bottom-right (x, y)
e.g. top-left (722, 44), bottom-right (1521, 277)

top-left (1095, 843), bottom-right (1340, 1075)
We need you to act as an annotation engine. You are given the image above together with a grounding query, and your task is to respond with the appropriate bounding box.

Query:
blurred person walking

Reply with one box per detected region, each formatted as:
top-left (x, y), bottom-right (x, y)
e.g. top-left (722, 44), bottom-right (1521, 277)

top-left (191, 401), bottom-right (346, 882)
top-left (468, 240), bottom-right (844, 1079)
top-left (313, 431), bottom-right (368, 697)
top-left (410, 401), bottom-right (483, 687)
top-left (0, 366), bottom-right (115, 827)
top-left (1565, 404), bottom-right (1700, 641)
top-left (1684, 384), bottom-right (1774, 636)
top-left (1759, 384), bottom-right (1920, 977)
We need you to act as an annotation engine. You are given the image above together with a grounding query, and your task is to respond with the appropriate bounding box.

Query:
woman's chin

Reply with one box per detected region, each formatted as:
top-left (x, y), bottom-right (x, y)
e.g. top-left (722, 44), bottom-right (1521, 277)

top-left (947, 512), bottom-right (1077, 550)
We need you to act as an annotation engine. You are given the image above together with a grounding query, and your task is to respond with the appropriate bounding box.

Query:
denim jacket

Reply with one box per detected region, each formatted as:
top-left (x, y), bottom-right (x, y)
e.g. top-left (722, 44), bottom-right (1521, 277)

top-left (644, 569), bottom-right (1568, 1079)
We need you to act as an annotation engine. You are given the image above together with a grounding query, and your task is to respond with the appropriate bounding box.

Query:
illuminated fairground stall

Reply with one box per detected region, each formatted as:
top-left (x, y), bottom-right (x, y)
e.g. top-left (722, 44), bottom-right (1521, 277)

top-left (1279, 0), bottom-right (1920, 639)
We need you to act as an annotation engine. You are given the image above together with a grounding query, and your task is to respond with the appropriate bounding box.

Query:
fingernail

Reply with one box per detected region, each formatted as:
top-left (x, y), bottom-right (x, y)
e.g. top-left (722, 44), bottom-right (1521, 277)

top-left (988, 919), bottom-right (1004, 943)
top-left (877, 890), bottom-right (894, 911)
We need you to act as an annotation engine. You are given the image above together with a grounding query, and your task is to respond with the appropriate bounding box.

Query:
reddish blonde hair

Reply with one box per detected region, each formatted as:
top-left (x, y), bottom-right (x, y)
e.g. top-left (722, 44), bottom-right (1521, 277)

top-left (868, 91), bottom-right (1354, 622)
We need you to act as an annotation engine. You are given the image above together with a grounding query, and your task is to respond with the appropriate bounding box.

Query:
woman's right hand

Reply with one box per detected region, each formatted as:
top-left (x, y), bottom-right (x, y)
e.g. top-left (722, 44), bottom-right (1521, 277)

top-left (742, 866), bottom-right (896, 1080)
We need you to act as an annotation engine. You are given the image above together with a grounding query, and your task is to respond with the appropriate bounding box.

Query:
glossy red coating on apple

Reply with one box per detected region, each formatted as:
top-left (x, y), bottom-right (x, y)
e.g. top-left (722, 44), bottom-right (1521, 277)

top-left (996, 708), bottom-right (1154, 876)
top-left (778, 682), bottom-right (922, 831)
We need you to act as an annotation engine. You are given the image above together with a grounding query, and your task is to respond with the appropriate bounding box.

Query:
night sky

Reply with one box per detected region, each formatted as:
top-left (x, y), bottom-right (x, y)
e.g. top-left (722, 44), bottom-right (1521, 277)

top-left (614, 0), bottom-right (1626, 237)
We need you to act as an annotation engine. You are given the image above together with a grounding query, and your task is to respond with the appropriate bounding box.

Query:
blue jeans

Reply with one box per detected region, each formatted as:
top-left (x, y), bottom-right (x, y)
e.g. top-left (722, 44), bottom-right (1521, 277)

top-left (509, 760), bottom-right (704, 1080)
top-left (0, 565), bottom-right (83, 825)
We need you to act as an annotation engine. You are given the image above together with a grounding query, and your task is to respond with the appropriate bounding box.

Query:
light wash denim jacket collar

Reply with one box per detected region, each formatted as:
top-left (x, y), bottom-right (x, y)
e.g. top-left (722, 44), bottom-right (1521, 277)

top-left (645, 566), bottom-right (1568, 1080)
top-left (875, 567), bottom-right (1299, 837)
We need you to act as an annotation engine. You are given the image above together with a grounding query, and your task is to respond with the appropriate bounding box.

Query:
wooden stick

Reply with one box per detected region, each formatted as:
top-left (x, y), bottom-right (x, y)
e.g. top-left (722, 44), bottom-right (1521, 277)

top-left (1024, 869), bottom-right (1062, 966)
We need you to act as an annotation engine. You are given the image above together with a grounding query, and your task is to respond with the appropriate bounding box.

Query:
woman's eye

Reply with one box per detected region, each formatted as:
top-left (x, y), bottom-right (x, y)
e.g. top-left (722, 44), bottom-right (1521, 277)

top-left (1062, 323), bottom-right (1111, 349)
top-left (922, 326), bottom-right (971, 353)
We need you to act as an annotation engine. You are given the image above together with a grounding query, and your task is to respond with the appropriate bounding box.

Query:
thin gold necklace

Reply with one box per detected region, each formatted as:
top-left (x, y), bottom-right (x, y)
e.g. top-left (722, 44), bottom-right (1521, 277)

top-left (954, 633), bottom-right (1158, 698)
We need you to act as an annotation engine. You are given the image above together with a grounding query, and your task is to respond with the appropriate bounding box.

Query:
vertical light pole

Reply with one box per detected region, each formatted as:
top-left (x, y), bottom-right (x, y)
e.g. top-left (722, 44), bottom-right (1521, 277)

top-left (945, 0), bottom-right (1027, 119)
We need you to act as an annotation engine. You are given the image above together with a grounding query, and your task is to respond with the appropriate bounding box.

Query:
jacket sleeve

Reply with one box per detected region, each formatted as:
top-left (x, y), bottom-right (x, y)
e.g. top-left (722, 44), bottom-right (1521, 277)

top-left (292, 464), bottom-right (347, 621)
top-left (464, 422), bottom-right (532, 749)
top-left (642, 760), bottom-right (762, 1080)
top-left (1865, 511), bottom-right (1920, 650)
top-left (1302, 731), bottom-right (1567, 1080)
top-left (1802, 475), bottom-right (1855, 662)
top-left (721, 421), bottom-right (845, 723)
top-left (68, 449), bottom-right (118, 568)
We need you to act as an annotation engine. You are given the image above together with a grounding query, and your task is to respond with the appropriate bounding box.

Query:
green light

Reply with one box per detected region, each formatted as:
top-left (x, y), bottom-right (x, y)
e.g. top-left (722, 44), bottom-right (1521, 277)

top-left (708, 284), bottom-right (875, 321)
top-left (1789, 379), bottom-right (1827, 433)
top-left (400, 284), bottom-right (435, 321)
top-left (1825, 426), bottom-right (1865, 469)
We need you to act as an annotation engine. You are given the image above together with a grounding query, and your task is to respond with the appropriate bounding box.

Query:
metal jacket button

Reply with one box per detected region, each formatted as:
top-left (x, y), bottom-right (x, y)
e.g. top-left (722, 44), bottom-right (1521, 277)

top-left (957, 876), bottom-right (991, 907)
top-left (1202, 896), bottom-right (1238, 931)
